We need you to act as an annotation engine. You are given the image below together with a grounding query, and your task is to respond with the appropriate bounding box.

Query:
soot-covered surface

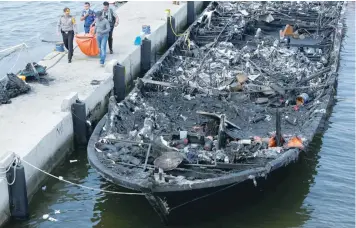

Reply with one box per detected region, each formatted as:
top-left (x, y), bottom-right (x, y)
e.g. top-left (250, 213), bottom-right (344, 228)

top-left (0, 62), bottom-right (48, 104)
top-left (92, 1), bottom-right (343, 190)
top-left (0, 73), bottom-right (30, 104)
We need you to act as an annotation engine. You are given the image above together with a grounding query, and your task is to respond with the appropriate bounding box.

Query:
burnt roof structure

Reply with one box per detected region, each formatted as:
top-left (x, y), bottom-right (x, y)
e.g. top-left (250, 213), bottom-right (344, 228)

top-left (88, 1), bottom-right (345, 224)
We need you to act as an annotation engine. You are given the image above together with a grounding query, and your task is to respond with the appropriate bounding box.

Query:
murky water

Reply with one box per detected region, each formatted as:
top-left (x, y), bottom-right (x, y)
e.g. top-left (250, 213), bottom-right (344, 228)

top-left (2, 2), bottom-right (355, 228)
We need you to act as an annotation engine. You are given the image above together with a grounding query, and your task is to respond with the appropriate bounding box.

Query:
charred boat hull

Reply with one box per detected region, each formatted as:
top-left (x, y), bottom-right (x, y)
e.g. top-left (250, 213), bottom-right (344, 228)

top-left (87, 1), bottom-right (345, 224)
top-left (88, 115), bottom-right (301, 223)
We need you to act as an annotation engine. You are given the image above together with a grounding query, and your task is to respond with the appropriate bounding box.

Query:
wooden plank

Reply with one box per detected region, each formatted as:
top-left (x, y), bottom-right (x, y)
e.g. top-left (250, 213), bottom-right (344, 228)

top-left (269, 83), bottom-right (286, 95)
top-left (298, 67), bottom-right (331, 85)
top-left (288, 43), bottom-right (331, 48)
top-left (141, 78), bottom-right (177, 87)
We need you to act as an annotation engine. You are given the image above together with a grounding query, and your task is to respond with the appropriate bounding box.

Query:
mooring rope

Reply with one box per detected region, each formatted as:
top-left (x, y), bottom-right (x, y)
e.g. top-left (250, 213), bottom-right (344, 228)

top-left (0, 45), bottom-right (26, 82)
top-left (0, 157), bottom-right (19, 185)
top-left (8, 46), bottom-right (25, 73)
top-left (168, 12), bottom-right (191, 50)
top-left (0, 157), bottom-right (16, 174)
top-left (20, 157), bottom-right (145, 196)
top-left (4, 154), bottom-right (255, 209)
top-left (45, 45), bottom-right (79, 71)
top-left (168, 181), bottom-right (241, 212)
top-left (6, 158), bottom-right (18, 186)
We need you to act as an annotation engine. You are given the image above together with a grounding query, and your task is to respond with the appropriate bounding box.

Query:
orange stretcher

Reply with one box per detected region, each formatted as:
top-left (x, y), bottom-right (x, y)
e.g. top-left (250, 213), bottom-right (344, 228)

top-left (75, 27), bottom-right (99, 56)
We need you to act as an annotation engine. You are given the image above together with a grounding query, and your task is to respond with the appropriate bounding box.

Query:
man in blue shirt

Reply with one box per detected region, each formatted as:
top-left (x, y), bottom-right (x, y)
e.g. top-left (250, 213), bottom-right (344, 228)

top-left (80, 2), bottom-right (95, 34)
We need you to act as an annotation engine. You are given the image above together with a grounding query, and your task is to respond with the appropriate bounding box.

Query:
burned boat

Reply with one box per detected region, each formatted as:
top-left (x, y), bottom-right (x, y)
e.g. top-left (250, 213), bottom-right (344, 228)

top-left (87, 1), bottom-right (345, 223)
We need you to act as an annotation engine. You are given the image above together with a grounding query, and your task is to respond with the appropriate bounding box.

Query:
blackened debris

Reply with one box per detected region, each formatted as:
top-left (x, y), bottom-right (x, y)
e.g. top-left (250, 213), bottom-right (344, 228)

top-left (95, 1), bottom-right (343, 187)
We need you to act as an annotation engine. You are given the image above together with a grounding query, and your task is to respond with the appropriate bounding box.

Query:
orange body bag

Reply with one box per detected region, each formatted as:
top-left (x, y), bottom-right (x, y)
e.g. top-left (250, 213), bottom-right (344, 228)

top-left (75, 27), bottom-right (99, 56)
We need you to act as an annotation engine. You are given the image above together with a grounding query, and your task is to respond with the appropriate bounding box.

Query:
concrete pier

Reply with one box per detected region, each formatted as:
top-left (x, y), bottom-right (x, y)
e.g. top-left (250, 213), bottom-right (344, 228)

top-left (0, 1), bottom-right (204, 226)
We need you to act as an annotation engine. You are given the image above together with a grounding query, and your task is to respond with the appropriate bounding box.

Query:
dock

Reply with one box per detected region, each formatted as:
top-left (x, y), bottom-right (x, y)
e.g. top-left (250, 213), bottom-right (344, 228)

top-left (0, 1), bottom-right (204, 226)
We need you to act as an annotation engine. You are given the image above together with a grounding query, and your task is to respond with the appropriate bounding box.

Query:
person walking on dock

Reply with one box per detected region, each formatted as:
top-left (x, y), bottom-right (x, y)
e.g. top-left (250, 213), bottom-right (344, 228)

top-left (80, 2), bottom-right (96, 34)
top-left (57, 7), bottom-right (77, 63)
top-left (94, 11), bottom-right (111, 67)
top-left (102, 1), bottom-right (119, 54)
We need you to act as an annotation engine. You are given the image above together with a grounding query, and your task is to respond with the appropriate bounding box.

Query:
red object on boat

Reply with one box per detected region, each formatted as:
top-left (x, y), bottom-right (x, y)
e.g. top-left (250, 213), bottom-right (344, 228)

top-left (75, 29), bottom-right (99, 56)
top-left (287, 136), bottom-right (304, 149)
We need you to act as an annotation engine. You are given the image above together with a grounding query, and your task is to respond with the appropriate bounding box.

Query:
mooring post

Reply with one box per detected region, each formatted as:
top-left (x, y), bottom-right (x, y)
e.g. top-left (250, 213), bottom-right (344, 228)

top-left (113, 63), bottom-right (126, 102)
top-left (167, 16), bottom-right (176, 47)
top-left (141, 38), bottom-right (151, 76)
top-left (276, 108), bottom-right (282, 146)
top-left (71, 100), bottom-right (88, 147)
top-left (187, 1), bottom-right (195, 26)
top-left (7, 162), bottom-right (29, 220)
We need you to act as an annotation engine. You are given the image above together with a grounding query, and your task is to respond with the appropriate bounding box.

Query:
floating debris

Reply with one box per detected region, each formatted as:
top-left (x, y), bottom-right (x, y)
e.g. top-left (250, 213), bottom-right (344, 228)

top-left (48, 217), bottom-right (58, 222)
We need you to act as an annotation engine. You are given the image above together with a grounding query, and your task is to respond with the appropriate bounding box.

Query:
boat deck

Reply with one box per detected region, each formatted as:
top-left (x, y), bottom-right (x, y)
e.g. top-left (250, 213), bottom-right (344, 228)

top-left (87, 1), bottom-right (344, 224)
top-left (88, 0), bottom-right (344, 194)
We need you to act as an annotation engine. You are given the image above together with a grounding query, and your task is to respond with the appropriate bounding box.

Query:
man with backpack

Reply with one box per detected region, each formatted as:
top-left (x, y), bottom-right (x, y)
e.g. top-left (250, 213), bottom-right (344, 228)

top-left (102, 1), bottom-right (119, 54)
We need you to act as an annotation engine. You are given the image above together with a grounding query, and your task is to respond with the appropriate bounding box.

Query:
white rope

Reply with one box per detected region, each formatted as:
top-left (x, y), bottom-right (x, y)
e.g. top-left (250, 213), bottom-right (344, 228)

top-left (20, 158), bottom-right (145, 196)
top-left (0, 43), bottom-right (28, 54)
top-left (0, 157), bottom-right (19, 185)
top-left (0, 45), bottom-right (24, 78)
top-left (0, 46), bottom-right (25, 91)
top-left (8, 46), bottom-right (24, 73)
top-left (6, 158), bottom-right (17, 185)
top-left (0, 157), bottom-right (16, 174)
top-left (0, 46), bottom-right (26, 92)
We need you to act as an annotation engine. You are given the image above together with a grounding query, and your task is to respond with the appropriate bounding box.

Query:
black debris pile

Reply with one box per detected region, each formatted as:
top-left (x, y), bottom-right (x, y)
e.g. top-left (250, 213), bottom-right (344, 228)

top-left (154, 1), bottom-right (342, 96)
top-left (0, 61), bottom-right (50, 105)
top-left (0, 73), bottom-right (31, 105)
top-left (94, 1), bottom-right (343, 185)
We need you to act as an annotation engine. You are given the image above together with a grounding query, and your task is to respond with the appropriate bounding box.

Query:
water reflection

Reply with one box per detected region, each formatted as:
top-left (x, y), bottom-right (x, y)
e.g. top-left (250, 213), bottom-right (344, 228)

top-left (94, 135), bottom-right (323, 228)
top-left (7, 128), bottom-right (323, 228)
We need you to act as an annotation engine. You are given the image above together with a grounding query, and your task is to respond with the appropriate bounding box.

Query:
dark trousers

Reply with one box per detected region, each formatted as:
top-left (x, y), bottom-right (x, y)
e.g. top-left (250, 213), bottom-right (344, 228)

top-left (108, 27), bottom-right (114, 51)
top-left (61, 30), bottom-right (74, 60)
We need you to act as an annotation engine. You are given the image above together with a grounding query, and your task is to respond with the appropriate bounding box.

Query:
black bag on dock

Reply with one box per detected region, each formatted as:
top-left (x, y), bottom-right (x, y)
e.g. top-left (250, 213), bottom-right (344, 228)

top-left (17, 62), bottom-right (47, 80)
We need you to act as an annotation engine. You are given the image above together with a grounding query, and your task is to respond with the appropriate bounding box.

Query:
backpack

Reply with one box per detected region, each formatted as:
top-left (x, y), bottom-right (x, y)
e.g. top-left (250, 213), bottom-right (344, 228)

top-left (109, 8), bottom-right (116, 28)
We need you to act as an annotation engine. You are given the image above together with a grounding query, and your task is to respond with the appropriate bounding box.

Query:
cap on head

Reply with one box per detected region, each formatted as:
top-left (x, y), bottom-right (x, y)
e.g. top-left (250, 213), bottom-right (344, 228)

top-left (96, 11), bottom-right (103, 17)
